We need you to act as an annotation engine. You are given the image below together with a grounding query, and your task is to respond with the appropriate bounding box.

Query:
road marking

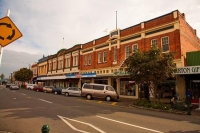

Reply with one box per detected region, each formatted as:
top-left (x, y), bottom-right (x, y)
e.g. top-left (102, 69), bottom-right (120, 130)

top-left (111, 102), bottom-right (117, 105)
top-left (96, 116), bottom-right (164, 133)
top-left (58, 115), bottom-right (106, 133)
top-left (38, 98), bottom-right (52, 103)
top-left (27, 97), bottom-right (31, 98)
top-left (21, 93), bottom-right (26, 95)
top-left (13, 98), bottom-right (16, 99)
top-left (97, 101), bottom-right (102, 103)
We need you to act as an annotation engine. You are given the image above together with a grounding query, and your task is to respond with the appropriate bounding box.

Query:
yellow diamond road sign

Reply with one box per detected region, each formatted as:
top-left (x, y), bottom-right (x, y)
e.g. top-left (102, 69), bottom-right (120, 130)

top-left (0, 16), bottom-right (22, 47)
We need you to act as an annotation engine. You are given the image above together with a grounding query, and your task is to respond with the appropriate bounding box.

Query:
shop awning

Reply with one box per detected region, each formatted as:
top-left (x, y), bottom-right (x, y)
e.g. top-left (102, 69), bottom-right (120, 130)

top-left (37, 76), bottom-right (66, 80)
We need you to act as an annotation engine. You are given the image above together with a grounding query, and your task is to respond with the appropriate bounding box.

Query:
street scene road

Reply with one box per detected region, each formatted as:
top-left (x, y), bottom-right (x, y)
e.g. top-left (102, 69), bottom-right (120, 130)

top-left (0, 87), bottom-right (200, 133)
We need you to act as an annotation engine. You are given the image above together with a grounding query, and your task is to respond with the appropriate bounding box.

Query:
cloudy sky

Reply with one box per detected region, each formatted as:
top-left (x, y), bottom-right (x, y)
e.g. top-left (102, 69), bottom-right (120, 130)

top-left (0, 0), bottom-right (200, 78)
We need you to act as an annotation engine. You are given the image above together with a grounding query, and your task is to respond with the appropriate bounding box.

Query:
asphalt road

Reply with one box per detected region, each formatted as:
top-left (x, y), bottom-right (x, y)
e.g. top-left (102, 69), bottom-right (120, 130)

top-left (0, 87), bottom-right (200, 133)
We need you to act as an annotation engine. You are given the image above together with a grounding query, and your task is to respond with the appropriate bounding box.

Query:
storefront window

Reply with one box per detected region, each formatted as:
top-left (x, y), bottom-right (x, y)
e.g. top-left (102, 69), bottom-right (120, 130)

top-left (120, 81), bottom-right (136, 96)
top-left (191, 80), bottom-right (200, 101)
top-left (157, 81), bottom-right (176, 99)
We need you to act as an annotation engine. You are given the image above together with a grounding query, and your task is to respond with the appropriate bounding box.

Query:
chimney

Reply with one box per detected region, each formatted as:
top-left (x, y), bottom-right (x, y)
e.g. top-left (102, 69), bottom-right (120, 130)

top-left (194, 29), bottom-right (196, 35)
top-left (182, 13), bottom-right (185, 20)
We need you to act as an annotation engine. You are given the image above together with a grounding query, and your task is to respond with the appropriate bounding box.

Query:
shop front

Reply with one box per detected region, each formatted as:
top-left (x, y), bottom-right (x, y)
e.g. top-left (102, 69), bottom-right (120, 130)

top-left (175, 66), bottom-right (200, 104)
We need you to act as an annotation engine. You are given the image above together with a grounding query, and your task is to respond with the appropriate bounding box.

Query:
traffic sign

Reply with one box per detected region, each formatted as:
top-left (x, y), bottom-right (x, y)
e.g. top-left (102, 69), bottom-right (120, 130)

top-left (0, 16), bottom-right (22, 47)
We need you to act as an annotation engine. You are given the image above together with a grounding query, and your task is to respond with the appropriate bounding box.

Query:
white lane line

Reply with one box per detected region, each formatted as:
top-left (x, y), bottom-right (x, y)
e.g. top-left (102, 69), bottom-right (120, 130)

top-left (57, 115), bottom-right (106, 133)
top-left (96, 116), bottom-right (164, 133)
top-left (38, 98), bottom-right (52, 103)
top-left (21, 93), bottom-right (26, 95)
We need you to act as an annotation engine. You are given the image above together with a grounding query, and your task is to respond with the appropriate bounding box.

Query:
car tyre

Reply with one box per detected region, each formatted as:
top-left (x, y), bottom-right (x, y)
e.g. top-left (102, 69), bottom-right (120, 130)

top-left (106, 96), bottom-right (111, 101)
top-left (36, 89), bottom-right (39, 92)
top-left (54, 91), bottom-right (57, 95)
top-left (44, 90), bottom-right (47, 93)
top-left (86, 94), bottom-right (92, 100)
top-left (65, 92), bottom-right (69, 96)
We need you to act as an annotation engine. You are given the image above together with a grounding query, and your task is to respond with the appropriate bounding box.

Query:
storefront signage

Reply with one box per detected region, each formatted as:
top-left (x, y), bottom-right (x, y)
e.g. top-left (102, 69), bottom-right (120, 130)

top-left (175, 66), bottom-right (200, 74)
top-left (113, 71), bottom-right (129, 76)
top-left (66, 72), bottom-right (96, 78)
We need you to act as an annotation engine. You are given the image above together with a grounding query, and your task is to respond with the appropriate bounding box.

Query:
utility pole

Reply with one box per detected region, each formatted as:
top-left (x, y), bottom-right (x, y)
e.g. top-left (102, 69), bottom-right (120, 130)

top-left (0, 9), bottom-right (10, 67)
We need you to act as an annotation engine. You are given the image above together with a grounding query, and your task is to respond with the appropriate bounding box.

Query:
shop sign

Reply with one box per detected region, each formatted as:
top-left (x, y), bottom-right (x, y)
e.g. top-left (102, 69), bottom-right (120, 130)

top-left (113, 71), bottom-right (129, 76)
top-left (66, 72), bottom-right (96, 78)
top-left (175, 66), bottom-right (200, 74)
top-left (82, 73), bottom-right (96, 77)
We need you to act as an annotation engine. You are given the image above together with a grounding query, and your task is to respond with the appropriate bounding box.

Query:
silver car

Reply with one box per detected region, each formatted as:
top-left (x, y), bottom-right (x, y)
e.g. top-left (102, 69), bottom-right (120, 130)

top-left (10, 84), bottom-right (19, 90)
top-left (62, 87), bottom-right (81, 96)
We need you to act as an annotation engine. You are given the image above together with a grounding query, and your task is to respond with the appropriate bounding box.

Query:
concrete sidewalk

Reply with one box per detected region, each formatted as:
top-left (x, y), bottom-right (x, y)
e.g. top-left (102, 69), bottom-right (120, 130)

top-left (119, 97), bottom-right (200, 117)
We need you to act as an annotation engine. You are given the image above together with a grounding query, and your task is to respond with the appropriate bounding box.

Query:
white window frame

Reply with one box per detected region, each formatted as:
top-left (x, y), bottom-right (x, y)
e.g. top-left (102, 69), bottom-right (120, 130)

top-left (88, 55), bottom-right (91, 65)
top-left (103, 51), bottom-right (107, 62)
top-left (66, 58), bottom-right (70, 68)
top-left (53, 61), bottom-right (56, 70)
top-left (113, 47), bottom-right (117, 62)
top-left (132, 44), bottom-right (138, 52)
top-left (161, 36), bottom-right (169, 52)
top-left (98, 52), bottom-right (102, 63)
top-left (151, 39), bottom-right (158, 47)
top-left (84, 55), bottom-right (88, 66)
top-left (125, 45), bottom-right (130, 59)
top-left (59, 60), bottom-right (63, 69)
top-left (49, 63), bottom-right (51, 70)
top-left (73, 55), bottom-right (78, 66)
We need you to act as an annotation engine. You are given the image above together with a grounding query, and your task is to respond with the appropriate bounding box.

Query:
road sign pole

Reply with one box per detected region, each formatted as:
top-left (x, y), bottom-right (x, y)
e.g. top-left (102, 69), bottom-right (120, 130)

top-left (0, 9), bottom-right (10, 67)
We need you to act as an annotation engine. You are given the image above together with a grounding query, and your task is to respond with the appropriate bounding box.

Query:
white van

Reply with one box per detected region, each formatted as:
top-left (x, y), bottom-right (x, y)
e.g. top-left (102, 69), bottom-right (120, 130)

top-left (81, 83), bottom-right (119, 101)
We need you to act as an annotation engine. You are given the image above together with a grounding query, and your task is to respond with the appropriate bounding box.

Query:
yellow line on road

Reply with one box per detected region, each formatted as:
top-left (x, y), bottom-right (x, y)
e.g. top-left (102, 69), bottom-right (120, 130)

top-left (27, 97), bottom-right (31, 98)
top-left (97, 101), bottom-right (102, 103)
top-left (13, 98), bottom-right (16, 99)
top-left (111, 102), bottom-right (117, 105)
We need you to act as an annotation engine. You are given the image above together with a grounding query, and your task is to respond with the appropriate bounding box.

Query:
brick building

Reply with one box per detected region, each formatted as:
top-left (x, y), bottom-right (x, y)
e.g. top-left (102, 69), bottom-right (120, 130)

top-left (32, 10), bottom-right (200, 100)
top-left (79, 10), bottom-right (200, 99)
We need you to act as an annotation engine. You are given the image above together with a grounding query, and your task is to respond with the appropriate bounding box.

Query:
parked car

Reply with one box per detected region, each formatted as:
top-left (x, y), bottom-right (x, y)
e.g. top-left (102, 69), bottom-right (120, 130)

top-left (10, 84), bottom-right (19, 90)
top-left (52, 87), bottom-right (62, 95)
top-left (33, 85), bottom-right (43, 92)
top-left (81, 83), bottom-right (119, 101)
top-left (6, 83), bottom-right (14, 88)
top-left (43, 86), bottom-right (54, 93)
top-left (62, 87), bottom-right (81, 96)
top-left (26, 84), bottom-right (37, 90)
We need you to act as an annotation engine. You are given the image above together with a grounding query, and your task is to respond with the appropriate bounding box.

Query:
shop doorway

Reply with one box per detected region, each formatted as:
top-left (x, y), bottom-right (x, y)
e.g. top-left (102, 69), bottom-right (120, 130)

top-left (190, 80), bottom-right (200, 103)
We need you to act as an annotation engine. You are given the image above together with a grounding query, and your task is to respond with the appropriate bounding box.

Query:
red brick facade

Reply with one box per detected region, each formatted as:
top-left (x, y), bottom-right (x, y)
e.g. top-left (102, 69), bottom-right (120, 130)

top-left (80, 10), bottom-right (200, 71)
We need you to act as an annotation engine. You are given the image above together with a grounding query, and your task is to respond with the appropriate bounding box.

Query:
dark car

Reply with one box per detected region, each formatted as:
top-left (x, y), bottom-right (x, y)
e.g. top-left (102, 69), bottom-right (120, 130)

top-left (52, 87), bottom-right (62, 95)
top-left (33, 85), bottom-right (43, 92)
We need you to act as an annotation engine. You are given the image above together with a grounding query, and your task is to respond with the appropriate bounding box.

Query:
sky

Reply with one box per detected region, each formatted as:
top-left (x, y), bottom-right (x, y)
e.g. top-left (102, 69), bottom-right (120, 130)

top-left (0, 0), bottom-right (200, 78)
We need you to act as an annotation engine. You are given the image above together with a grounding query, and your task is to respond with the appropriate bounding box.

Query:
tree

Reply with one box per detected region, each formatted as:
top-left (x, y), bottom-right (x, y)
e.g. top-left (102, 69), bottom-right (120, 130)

top-left (0, 73), bottom-right (5, 79)
top-left (125, 46), bottom-right (176, 102)
top-left (14, 68), bottom-right (33, 83)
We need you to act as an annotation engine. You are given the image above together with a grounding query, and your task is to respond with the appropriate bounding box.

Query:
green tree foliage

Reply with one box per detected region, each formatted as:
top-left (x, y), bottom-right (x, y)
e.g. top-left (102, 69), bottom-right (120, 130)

top-left (125, 46), bottom-right (176, 100)
top-left (14, 68), bottom-right (33, 82)
top-left (0, 73), bottom-right (5, 79)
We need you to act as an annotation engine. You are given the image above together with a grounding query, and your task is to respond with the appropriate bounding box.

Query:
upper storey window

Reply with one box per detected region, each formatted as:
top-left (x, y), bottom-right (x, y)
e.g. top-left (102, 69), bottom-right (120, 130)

top-left (113, 48), bottom-right (117, 62)
top-left (162, 36), bottom-right (169, 52)
top-left (88, 55), bottom-right (91, 65)
top-left (84, 55), bottom-right (88, 66)
top-left (151, 39), bottom-right (158, 47)
top-left (132, 44), bottom-right (138, 53)
top-left (98, 52), bottom-right (102, 63)
top-left (73, 55), bottom-right (78, 66)
top-left (66, 58), bottom-right (70, 68)
top-left (103, 51), bottom-right (107, 63)
top-left (59, 60), bottom-right (63, 69)
top-left (53, 61), bottom-right (56, 70)
top-left (49, 63), bottom-right (51, 70)
top-left (125, 45), bottom-right (130, 59)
